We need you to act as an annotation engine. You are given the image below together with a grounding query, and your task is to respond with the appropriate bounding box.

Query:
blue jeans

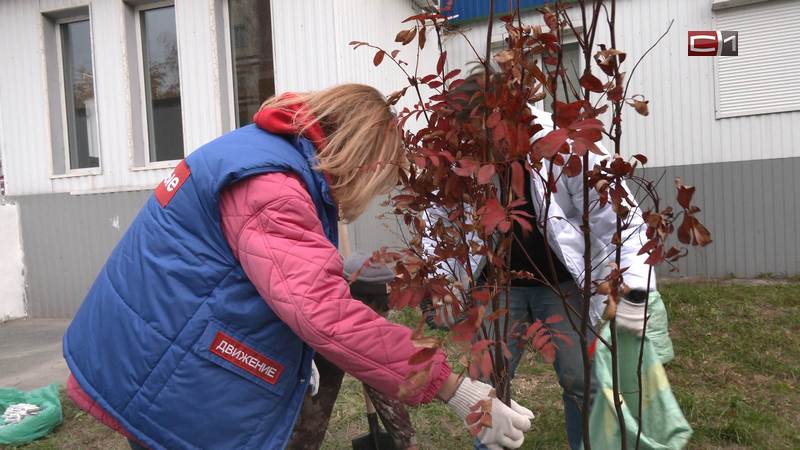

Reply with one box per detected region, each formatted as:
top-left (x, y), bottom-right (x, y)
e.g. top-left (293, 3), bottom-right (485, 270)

top-left (476, 282), bottom-right (590, 450)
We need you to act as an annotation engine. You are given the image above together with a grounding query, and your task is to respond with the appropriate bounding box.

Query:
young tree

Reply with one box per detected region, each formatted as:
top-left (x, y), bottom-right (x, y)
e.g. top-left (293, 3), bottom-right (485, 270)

top-left (352, 1), bottom-right (709, 448)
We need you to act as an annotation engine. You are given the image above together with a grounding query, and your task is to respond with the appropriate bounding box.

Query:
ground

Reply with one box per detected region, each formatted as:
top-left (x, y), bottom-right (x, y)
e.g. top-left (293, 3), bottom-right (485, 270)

top-left (3, 281), bottom-right (799, 449)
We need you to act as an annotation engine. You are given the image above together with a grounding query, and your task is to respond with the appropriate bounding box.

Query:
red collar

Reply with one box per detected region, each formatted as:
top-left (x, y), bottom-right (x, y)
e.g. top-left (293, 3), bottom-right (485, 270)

top-left (252, 93), bottom-right (327, 151)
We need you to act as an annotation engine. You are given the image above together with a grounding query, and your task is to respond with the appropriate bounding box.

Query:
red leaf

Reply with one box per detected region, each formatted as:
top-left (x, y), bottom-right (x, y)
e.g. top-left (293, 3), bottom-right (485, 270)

top-left (552, 101), bottom-right (581, 128)
top-left (373, 50), bottom-right (385, 66)
top-left (563, 155), bottom-right (582, 177)
top-left (419, 26), bottom-right (427, 49)
top-left (676, 180), bottom-right (695, 209)
top-left (637, 238), bottom-right (658, 256)
top-left (486, 111), bottom-right (502, 128)
top-left (644, 244), bottom-right (663, 265)
top-left (477, 164), bottom-right (496, 185)
top-left (512, 216), bottom-right (532, 233)
top-left (480, 351), bottom-right (493, 378)
top-left (677, 215), bottom-right (694, 245)
top-left (436, 51), bottom-right (447, 75)
top-left (453, 158), bottom-right (479, 177)
top-left (498, 220), bottom-right (512, 233)
top-left (568, 119), bottom-right (604, 131)
top-left (608, 85), bottom-right (623, 102)
top-left (485, 308), bottom-right (508, 323)
top-left (465, 411), bottom-right (483, 427)
top-left (525, 320), bottom-right (543, 340)
top-left (477, 198), bottom-right (507, 234)
top-left (472, 288), bottom-right (492, 305)
top-left (627, 95), bottom-right (650, 116)
top-left (633, 154), bottom-right (648, 165)
top-left (408, 347), bottom-right (437, 365)
top-left (579, 72), bottom-right (604, 93)
top-left (533, 128), bottom-right (569, 158)
top-left (395, 28), bottom-right (417, 45)
top-left (693, 220), bottom-right (712, 247)
top-left (545, 314), bottom-right (563, 324)
top-left (444, 68), bottom-right (461, 81)
top-left (532, 327), bottom-right (550, 351)
top-left (511, 161), bottom-right (525, 199)
top-left (540, 343), bottom-right (556, 363)
top-left (420, 74), bottom-right (437, 83)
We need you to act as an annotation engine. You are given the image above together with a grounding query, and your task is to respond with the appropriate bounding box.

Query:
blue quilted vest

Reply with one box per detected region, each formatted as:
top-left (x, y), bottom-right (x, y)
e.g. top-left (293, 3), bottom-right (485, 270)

top-left (63, 125), bottom-right (338, 450)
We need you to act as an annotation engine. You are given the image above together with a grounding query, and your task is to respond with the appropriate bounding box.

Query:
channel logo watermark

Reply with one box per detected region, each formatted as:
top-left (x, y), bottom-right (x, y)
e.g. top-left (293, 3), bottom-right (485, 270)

top-left (688, 31), bottom-right (738, 56)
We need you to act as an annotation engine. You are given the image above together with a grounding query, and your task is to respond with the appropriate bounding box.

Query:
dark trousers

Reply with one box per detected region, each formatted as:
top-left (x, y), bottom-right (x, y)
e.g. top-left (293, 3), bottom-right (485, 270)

top-left (128, 439), bottom-right (147, 450)
top-left (286, 353), bottom-right (415, 449)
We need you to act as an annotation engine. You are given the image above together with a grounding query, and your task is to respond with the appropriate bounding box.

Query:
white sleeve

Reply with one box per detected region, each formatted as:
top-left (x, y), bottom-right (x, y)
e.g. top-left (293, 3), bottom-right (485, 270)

top-left (563, 143), bottom-right (655, 292)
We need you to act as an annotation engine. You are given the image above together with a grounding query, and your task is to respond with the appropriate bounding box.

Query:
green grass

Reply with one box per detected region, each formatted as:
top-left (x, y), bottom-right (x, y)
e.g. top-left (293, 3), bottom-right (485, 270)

top-left (10, 282), bottom-right (799, 449)
top-left (659, 282), bottom-right (800, 449)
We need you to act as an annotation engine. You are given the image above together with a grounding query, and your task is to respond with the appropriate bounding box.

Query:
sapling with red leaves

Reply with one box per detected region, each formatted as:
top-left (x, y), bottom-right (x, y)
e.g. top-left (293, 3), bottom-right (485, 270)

top-left (351, 2), bottom-right (710, 449)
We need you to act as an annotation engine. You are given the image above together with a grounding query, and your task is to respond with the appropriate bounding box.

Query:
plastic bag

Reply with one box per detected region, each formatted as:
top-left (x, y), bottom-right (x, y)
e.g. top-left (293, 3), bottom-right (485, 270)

top-left (646, 291), bottom-right (674, 365)
top-left (589, 325), bottom-right (692, 449)
top-left (0, 384), bottom-right (63, 445)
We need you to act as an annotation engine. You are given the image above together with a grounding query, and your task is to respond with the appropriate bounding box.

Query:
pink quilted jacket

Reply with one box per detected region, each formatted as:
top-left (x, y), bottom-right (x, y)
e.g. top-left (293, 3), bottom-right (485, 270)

top-left (218, 171), bottom-right (451, 402)
top-left (69, 171), bottom-right (450, 436)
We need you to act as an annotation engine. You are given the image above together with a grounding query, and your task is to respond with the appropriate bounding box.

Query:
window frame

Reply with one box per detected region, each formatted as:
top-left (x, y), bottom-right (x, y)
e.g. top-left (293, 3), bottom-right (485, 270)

top-left (712, 0), bottom-right (800, 119)
top-left (133, 0), bottom-right (185, 169)
top-left (222, 0), bottom-right (237, 131)
top-left (52, 13), bottom-right (102, 178)
top-left (540, 38), bottom-right (583, 113)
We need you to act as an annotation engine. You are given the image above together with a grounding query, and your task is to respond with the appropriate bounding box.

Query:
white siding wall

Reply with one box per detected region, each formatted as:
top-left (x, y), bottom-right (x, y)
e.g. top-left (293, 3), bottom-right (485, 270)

top-left (442, 0), bottom-right (800, 168)
top-left (270, 0), bottom-right (438, 114)
top-left (270, 0), bottom-right (441, 252)
top-left (0, 0), bottom-right (438, 199)
top-left (0, 0), bottom-right (232, 196)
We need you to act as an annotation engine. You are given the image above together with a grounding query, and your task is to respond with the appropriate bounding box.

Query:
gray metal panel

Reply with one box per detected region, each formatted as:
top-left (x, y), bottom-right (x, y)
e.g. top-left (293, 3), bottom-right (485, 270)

top-left (641, 156), bottom-right (800, 279)
top-left (16, 190), bottom-right (150, 318)
top-left (15, 156), bottom-right (800, 318)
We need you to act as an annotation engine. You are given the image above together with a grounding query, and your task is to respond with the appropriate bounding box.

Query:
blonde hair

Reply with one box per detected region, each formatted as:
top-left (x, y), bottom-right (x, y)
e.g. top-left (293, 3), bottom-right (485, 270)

top-left (259, 84), bottom-right (403, 221)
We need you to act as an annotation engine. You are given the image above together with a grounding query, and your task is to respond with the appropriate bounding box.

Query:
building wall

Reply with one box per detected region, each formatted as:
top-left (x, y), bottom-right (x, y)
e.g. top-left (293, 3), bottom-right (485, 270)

top-left (0, 0), bottom-right (233, 197)
top-left (4, 0), bottom-right (798, 318)
top-left (441, 0), bottom-right (800, 278)
top-left (443, 0), bottom-right (800, 169)
top-left (640, 157), bottom-right (800, 278)
top-left (1, 0), bottom-right (434, 317)
top-left (16, 190), bottom-right (150, 318)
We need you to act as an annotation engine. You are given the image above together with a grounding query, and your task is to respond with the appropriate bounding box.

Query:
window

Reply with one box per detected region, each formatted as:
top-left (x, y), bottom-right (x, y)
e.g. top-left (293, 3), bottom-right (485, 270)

top-left (60, 18), bottom-right (99, 170)
top-left (714, 0), bottom-right (800, 118)
top-left (227, 0), bottom-right (275, 127)
top-left (43, 6), bottom-right (100, 176)
top-left (137, 4), bottom-right (184, 163)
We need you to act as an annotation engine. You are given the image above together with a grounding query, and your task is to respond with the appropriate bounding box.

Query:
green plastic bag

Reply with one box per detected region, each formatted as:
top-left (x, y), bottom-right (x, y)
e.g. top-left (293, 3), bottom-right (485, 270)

top-left (0, 384), bottom-right (63, 445)
top-left (646, 291), bottom-right (674, 365)
top-left (588, 324), bottom-right (691, 449)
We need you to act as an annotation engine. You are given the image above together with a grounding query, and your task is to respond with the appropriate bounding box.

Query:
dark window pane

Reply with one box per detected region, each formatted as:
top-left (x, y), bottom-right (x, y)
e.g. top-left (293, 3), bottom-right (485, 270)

top-left (61, 20), bottom-right (99, 170)
top-left (141, 6), bottom-right (184, 162)
top-left (229, 0), bottom-right (274, 128)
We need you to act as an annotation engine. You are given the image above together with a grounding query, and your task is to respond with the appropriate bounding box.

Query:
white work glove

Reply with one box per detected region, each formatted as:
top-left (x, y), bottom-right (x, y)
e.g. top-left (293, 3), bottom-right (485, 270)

top-left (615, 297), bottom-right (647, 336)
top-left (309, 360), bottom-right (320, 396)
top-left (446, 378), bottom-right (534, 450)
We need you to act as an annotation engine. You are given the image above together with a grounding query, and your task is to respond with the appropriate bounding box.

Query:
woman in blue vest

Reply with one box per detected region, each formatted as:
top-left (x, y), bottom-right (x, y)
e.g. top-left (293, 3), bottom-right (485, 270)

top-left (64, 84), bottom-right (534, 450)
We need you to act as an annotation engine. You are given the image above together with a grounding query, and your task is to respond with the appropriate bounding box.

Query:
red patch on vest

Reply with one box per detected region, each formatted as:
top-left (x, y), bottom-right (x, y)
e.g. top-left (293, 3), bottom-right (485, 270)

top-left (154, 160), bottom-right (190, 207)
top-left (209, 331), bottom-right (284, 385)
